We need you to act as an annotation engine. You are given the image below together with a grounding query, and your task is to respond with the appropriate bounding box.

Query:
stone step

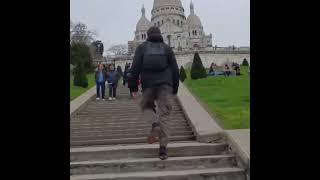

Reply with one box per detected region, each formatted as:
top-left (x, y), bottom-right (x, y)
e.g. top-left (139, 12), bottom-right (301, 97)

top-left (70, 121), bottom-right (190, 128)
top-left (85, 102), bottom-right (181, 107)
top-left (70, 124), bottom-right (190, 131)
top-left (79, 110), bottom-right (184, 114)
top-left (74, 114), bottom-right (186, 120)
top-left (76, 111), bottom-right (184, 115)
top-left (70, 167), bottom-right (245, 180)
top-left (72, 116), bottom-right (186, 122)
top-left (70, 118), bottom-right (188, 125)
top-left (71, 127), bottom-right (192, 134)
top-left (70, 154), bottom-right (236, 175)
top-left (70, 135), bottom-right (196, 147)
top-left (85, 105), bottom-right (182, 109)
top-left (71, 127), bottom-right (193, 135)
top-left (71, 128), bottom-right (192, 136)
top-left (83, 104), bottom-right (181, 109)
top-left (70, 131), bottom-right (193, 141)
top-left (82, 108), bottom-right (183, 112)
top-left (70, 142), bottom-right (228, 162)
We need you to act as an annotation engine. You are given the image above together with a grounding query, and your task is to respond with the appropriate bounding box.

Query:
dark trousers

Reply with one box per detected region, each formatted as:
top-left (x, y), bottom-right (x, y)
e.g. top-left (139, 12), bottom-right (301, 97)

top-left (96, 82), bottom-right (105, 99)
top-left (140, 84), bottom-right (173, 147)
top-left (225, 71), bottom-right (231, 76)
top-left (109, 84), bottom-right (117, 98)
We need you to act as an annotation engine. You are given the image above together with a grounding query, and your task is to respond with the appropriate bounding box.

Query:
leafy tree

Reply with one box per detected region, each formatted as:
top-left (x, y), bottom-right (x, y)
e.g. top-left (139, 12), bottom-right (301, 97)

top-left (73, 61), bottom-right (88, 88)
top-left (70, 42), bottom-right (93, 73)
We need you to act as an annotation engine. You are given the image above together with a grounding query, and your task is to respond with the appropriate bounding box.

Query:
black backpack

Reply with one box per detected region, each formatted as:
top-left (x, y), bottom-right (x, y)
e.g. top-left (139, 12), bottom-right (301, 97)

top-left (142, 42), bottom-right (169, 72)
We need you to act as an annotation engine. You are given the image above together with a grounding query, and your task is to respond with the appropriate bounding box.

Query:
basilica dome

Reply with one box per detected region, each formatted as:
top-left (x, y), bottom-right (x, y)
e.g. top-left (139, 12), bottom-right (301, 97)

top-left (153, 0), bottom-right (183, 9)
top-left (136, 6), bottom-right (152, 32)
top-left (187, 1), bottom-right (202, 28)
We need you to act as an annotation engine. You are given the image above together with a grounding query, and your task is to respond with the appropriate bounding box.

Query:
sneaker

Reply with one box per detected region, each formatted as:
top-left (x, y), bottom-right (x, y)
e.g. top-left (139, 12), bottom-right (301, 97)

top-left (112, 97), bottom-right (116, 100)
top-left (102, 99), bottom-right (105, 101)
top-left (159, 146), bottom-right (168, 160)
top-left (108, 97), bottom-right (112, 101)
top-left (147, 122), bottom-right (160, 144)
top-left (96, 98), bottom-right (100, 100)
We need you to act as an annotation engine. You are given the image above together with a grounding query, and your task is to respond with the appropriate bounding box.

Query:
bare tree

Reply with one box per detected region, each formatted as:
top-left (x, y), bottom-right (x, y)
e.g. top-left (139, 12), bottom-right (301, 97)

top-left (107, 44), bottom-right (128, 55)
top-left (70, 22), bottom-right (97, 45)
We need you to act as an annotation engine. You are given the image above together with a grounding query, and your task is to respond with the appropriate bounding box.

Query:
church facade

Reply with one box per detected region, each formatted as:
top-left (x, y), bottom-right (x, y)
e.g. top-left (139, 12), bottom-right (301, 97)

top-left (128, 0), bottom-right (213, 55)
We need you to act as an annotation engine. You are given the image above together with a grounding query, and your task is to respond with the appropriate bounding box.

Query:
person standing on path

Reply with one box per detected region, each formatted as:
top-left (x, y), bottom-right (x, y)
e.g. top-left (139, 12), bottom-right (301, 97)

top-left (107, 64), bottom-right (121, 100)
top-left (128, 26), bottom-right (179, 160)
top-left (95, 63), bottom-right (108, 101)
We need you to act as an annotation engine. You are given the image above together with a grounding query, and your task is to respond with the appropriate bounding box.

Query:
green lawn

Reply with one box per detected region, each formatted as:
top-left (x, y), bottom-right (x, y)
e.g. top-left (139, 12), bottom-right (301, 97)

top-left (70, 73), bottom-right (96, 101)
top-left (184, 66), bottom-right (250, 129)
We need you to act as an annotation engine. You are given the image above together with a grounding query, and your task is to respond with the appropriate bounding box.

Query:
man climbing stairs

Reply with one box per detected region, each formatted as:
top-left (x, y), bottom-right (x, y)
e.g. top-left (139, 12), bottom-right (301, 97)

top-left (70, 85), bottom-right (247, 180)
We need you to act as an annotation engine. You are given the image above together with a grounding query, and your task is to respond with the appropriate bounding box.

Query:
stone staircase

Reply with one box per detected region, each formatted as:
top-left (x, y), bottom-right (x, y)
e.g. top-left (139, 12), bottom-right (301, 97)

top-left (70, 85), bottom-right (247, 180)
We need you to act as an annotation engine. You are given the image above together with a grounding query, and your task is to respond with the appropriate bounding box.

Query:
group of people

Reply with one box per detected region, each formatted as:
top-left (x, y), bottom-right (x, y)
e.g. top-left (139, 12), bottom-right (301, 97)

top-left (95, 61), bottom-right (143, 101)
top-left (95, 63), bottom-right (120, 101)
top-left (95, 26), bottom-right (180, 160)
top-left (208, 62), bottom-right (241, 77)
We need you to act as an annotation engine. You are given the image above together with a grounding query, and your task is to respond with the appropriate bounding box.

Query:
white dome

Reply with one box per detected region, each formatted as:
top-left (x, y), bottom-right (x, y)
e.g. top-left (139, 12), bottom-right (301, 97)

top-left (187, 14), bottom-right (202, 28)
top-left (136, 6), bottom-right (152, 32)
top-left (136, 16), bottom-right (152, 31)
top-left (187, 1), bottom-right (202, 28)
top-left (153, 0), bottom-right (183, 9)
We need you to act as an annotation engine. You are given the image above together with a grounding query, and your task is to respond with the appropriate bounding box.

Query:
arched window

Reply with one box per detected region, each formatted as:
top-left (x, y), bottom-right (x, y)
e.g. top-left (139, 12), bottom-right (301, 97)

top-left (195, 31), bottom-right (197, 36)
top-left (173, 19), bottom-right (175, 24)
top-left (177, 20), bottom-right (180, 26)
top-left (162, 20), bottom-right (163, 25)
top-left (189, 32), bottom-right (190, 37)
top-left (157, 21), bottom-right (160, 26)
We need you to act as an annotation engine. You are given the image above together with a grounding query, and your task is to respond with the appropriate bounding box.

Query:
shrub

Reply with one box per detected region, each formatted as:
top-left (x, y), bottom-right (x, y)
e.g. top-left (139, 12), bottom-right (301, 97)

top-left (190, 52), bottom-right (207, 79)
top-left (242, 58), bottom-right (249, 66)
top-left (179, 66), bottom-right (187, 82)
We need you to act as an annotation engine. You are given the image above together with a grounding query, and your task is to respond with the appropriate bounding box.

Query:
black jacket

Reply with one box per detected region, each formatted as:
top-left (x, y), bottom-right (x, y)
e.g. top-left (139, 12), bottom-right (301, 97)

top-left (95, 70), bottom-right (108, 83)
top-left (106, 70), bottom-right (121, 85)
top-left (128, 36), bottom-right (179, 94)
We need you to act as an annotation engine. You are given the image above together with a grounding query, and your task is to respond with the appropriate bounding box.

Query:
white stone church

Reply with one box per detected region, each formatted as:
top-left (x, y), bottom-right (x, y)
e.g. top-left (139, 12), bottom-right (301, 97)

top-left (128, 0), bottom-right (213, 54)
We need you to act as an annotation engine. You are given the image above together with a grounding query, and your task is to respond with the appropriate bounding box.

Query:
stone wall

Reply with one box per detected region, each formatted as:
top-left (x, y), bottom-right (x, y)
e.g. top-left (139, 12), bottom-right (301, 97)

top-left (106, 51), bottom-right (250, 70)
top-left (175, 52), bottom-right (250, 68)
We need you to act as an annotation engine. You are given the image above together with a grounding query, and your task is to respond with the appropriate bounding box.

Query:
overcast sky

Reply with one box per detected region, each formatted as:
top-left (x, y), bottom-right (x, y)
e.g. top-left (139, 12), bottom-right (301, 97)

top-left (70, 0), bottom-right (250, 49)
